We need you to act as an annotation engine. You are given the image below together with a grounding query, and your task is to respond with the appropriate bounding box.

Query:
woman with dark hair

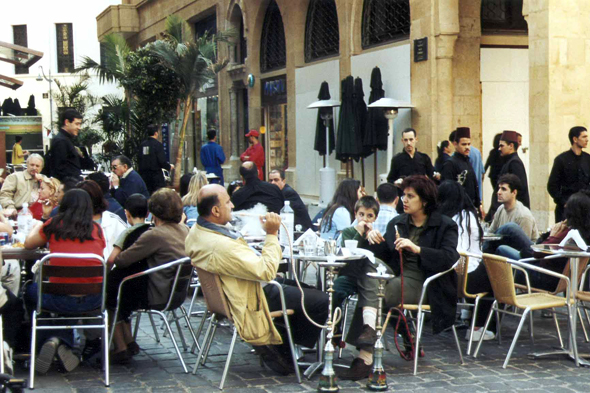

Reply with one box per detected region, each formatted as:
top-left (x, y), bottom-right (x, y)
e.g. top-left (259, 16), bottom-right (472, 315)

top-left (108, 188), bottom-right (190, 362)
top-left (437, 180), bottom-right (493, 341)
top-left (77, 180), bottom-right (128, 260)
top-left (320, 179), bottom-right (363, 240)
top-left (24, 189), bottom-right (107, 374)
top-left (340, 175), bottom-right (459, 379)
top-left (434, 140), bottom-right (452, 173)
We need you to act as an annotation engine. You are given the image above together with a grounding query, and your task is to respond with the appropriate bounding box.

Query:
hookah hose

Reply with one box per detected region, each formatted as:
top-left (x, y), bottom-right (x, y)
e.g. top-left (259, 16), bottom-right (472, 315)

top-left (381, 226), bottom-right (416, 361)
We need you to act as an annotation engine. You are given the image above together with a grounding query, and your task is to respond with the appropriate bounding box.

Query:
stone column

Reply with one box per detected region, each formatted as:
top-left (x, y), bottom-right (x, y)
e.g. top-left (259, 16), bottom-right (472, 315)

top-left (229, 86), bottom-right (239, 157)
top-left (523, 0), bottom-right (590, 228)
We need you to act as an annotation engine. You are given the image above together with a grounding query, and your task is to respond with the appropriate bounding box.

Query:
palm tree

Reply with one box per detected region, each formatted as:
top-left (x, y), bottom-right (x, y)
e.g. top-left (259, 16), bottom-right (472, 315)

top-left (150, 15), bottom-right (230, 187)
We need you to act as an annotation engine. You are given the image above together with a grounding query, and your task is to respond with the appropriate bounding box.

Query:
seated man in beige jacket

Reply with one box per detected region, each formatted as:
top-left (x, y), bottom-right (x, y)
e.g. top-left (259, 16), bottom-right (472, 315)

top-left (186, 184), bottom-right (328, 376)
top-left (0, 154), bottom-right (44, 216)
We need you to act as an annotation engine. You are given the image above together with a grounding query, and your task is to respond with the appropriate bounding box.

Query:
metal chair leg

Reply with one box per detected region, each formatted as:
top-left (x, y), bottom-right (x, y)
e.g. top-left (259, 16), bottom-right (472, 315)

top-left (338, 296), bottom-right (350, 359)
top-left (203, 321), bottom-right (219, 364)
top-left (466, 296), bottom-right (480, 355)
top-left (179, 306), bottom-right (200, 353)
top-left (171, 310), bottom-right (188, 351)
top-left (413, 310), bottom-right (424, 375)
top-left (148, 312), bottom-right (160, 342)
top-left (191, 311), bottom-right (209, 354)
top-left (281, 305), bottom-right (302, 383)
top-left (553, 309), bottom-right (564, 348)
top-left (133, 312), bottom-right (142, 340)
top-left (193, 315), bottom-right (215, 374)
top-left (29, 311), bottom-right (38, 389)
top-left (153, 310), bottom-right (188, 373)
top-left (451, 325), bottom-right (465, 365)
top-left (474, 300), bottom-right (497, 358)
top-left (504, 308), bottom-right (530, 368)
top-left (219, 327), bottom-right (238, 390)
top-left (103, 310), bottom-right (110, 387)
top-left (529, 309), bottom-right (535, 344)
top-left (578, 308), bottom-right (589, 343)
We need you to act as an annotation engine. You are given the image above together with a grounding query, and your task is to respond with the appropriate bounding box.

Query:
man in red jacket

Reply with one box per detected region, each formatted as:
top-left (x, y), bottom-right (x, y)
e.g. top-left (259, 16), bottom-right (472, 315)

top-left (240, 129), bottom-right (265, 180)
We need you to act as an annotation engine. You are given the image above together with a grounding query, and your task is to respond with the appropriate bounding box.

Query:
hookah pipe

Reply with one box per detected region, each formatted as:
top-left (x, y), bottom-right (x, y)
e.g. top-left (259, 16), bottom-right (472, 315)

top-left (381, 225), bottom-right (418, 361)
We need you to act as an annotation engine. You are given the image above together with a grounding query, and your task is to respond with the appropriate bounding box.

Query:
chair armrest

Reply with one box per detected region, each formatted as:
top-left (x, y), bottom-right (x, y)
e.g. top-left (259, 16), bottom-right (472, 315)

top-left (511, 265), bottom-right (531, 294)
top-left (264, 280), bottom-right (289, 314)
top-left (511, 258), bottom-right (571, 303)
top-left (416, 261), bottom-right (459, 309)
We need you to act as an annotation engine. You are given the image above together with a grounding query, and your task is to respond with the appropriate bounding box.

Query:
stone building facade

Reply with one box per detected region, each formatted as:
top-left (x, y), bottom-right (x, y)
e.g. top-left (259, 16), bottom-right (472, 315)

top-left (96, 0), bottom-right (590, 229)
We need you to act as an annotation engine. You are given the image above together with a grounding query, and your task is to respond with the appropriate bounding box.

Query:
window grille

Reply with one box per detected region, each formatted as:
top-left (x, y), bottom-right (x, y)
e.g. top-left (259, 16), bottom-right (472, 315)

top-left (362, 0), bottom-right (410, 49)
top-left (481, 0), bottom-right (527, 33)
top-left (239, 17), bottom-right (247, 64)
top-left (305, 0), bottom-right (340, 62)
top-left (99, 42), bottom-right (107, 67)
top-left (56, 23), bottom-right (74, 73)
top-left (260, 0), bottom-right (286, 73)
top-left (13, 25), bottom-right (28, 75)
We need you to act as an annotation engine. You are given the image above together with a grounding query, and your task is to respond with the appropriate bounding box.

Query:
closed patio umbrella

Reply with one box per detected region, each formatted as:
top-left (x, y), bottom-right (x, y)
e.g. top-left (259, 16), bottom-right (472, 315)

top-left (353, 77), bottom-right (371, 184)
top-left (364, 66), bottom-right (388, 188)
top-left (336, 76), bottom-right (363, 176)
top-left (313, 81), bottom-right (336, 159)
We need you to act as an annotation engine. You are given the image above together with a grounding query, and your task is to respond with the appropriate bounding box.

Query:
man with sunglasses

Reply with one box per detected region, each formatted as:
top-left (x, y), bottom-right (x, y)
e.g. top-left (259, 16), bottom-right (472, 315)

top-left (110, 155), bottom-right (150, 207)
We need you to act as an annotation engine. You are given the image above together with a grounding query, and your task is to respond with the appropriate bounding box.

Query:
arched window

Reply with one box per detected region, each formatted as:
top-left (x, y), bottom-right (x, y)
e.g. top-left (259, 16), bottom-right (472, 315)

top-left (305, 0), bottom-right (340, 63)
top-left (481, 0), bottom-right (527, 33)
top-left (229, 5), bottom-right (247, 64)
top-left (362, 0), bottom-right (410, 49)
top-left (260, 0), bottom-right (286, 72)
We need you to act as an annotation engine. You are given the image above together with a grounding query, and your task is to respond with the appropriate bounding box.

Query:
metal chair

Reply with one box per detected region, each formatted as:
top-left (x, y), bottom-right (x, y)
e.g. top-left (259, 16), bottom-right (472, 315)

top-left (473, 254), bottom-right (573, 368)
top-left (456, 252), bottom-right (491, 355)
top-left (29, 253), bottom-right (109, 389)
top-left (109, 257), bottom-right (197, 373)
top-left (193, 267), bottom-right (301, 389)
top-left (401, 261), bottom-right (465, 375)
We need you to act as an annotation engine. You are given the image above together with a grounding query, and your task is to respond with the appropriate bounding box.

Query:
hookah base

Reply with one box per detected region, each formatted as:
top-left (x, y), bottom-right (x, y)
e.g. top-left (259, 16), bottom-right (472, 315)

top-left (366, 369), bottom-right (388, 391)
top-left (318, 374), bottom-right (339, 392)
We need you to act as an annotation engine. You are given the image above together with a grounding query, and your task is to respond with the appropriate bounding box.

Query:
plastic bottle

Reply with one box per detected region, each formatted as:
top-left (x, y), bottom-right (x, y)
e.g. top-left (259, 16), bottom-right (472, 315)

top-left (17, 202), bottom-right (33, 235)
top-left (279, 201), bottom-right (294, 247)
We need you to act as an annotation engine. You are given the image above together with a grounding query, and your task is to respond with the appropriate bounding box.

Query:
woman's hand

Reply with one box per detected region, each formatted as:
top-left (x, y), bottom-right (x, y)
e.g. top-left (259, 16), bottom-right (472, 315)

top-left (41, 199), bottom-right (55, 220)
top-left (394, 237), bottom-right (420, 254)
top-left (367, 229), bottom-right (385, 245)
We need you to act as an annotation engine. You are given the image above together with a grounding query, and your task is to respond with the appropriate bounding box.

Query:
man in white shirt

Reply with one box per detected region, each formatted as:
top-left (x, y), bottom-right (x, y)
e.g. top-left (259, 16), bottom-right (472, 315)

top-left (484, 174), bottom-right (539, 255)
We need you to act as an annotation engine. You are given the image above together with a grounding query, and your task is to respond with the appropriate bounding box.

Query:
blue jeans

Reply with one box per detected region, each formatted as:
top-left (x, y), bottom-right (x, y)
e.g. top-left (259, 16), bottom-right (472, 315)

top-left (483, 222), bottom-right (534, 258)
top-left (25, 283), bottom-right (102, 348)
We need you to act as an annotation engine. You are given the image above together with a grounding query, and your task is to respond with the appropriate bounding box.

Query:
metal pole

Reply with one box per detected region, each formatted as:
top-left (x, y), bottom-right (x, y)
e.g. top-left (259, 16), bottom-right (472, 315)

top-left (48, 68), bottom-right (53, 134)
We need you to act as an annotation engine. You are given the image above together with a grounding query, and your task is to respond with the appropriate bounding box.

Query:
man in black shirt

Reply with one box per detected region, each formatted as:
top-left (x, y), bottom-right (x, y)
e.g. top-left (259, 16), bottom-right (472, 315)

top-left (498, 130), bottom-right (530, 208)
top-left (231, 162), bottom-right (284, 214)
top-left (441, 127), bottom-right (480, 208)
top-left (138, 124), bottom-right (174, 194)
top-left (269, 169), bottom-right (313, 230)
top-left (547, 126), bottom-right (590, 222)
top-left (48, 109), bottom-right (82, 181)
top-left (386, 128), bottom-right (434, 185)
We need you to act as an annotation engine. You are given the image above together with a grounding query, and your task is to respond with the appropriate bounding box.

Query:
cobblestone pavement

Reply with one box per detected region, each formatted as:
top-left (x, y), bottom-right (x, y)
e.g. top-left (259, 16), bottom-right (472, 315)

top-left (15, 298), bottom-right (590, 392)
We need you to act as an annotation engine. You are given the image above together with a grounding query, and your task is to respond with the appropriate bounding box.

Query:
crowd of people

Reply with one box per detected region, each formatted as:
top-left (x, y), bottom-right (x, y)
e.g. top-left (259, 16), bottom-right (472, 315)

top-left (1, 108), bottom-right (590, 384)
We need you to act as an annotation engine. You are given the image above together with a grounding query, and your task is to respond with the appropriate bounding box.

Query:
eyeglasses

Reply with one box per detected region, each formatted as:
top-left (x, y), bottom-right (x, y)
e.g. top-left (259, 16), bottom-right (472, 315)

top-left (111, 164), bottom-right (120, 170)
top-left (230, 180), bottom-right (243, 186)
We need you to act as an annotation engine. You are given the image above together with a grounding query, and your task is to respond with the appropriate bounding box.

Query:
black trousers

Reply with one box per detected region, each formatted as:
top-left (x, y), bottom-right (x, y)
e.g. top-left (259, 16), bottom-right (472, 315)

top-left (466, 262), bottom-right (496, 331)
top-left (263, 279), bottom-right (328, 349)
top-left (140, 170), bottom-right (166, 195)
top-left (106, 261), bottom-right (149, 322)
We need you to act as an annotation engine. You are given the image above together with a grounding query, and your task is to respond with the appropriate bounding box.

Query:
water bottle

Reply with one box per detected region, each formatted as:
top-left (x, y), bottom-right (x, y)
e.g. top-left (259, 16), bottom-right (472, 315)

top-left (17, 202), bottom-right (33, 235)
top-left (279, 201), bottom-right (294, 247)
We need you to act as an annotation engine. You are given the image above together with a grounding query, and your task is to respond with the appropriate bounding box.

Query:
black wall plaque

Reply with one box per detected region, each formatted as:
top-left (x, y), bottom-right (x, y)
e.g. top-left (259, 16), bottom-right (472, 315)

top-left (414, 37), bottom-right (428, 62)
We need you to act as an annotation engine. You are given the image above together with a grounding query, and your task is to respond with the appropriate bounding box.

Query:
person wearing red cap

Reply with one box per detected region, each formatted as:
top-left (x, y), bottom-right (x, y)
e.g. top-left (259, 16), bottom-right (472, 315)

top-left (441, 127), bottom-right (481, 209)
top-left (497, 130), bottom-right (530, 208)
top-left (240, 129), bottom-right (265, 180)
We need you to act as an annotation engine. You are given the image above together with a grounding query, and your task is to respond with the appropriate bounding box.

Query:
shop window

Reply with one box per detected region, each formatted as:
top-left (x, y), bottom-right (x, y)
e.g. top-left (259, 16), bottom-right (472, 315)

top-left (56, 23), bottom-right (74, 73)
top-left (99, 42), bottom-right (107, 67)
top-left (481, 0), bottom-right (527, 33)
top-left (260, 0), bottom-right (286, 73)
top-left (13, 25), bottom-right (28, 75)
top-left (305, 0), bottom-right (340, 63)
top-left (362, 0), bottom-right (410, 49)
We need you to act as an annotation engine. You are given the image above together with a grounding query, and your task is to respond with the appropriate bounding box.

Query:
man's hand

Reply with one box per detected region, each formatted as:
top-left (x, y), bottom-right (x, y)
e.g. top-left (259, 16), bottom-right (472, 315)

top-left (111, 173), bottom-right (120, 187)
top-left (34, 173), bottom-right (43, 181)
top-left (170, 164), bottom-right (175, 171)
top-left (367, 229), bottom-right (385, 245)
top-left (261, 212), bottom-right (281, 236)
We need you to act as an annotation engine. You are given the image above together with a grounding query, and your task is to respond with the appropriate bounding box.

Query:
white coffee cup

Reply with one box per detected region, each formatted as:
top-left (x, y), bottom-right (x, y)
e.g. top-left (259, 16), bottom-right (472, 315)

top-left (344, 240), bottom-right (358, 250)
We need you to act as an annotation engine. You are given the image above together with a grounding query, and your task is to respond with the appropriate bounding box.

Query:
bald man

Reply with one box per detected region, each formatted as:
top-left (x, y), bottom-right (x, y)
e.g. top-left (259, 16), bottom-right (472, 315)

top-left (185, 184), bottom-right (328, 376)
top-left (231, 161), bottom-right (284, 213)
top-left (0, 154), bottom-right (44, 216)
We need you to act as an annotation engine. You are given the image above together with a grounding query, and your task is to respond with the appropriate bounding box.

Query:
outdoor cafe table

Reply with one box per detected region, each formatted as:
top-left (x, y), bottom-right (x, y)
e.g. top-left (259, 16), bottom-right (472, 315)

top-left (529, 244), bottom-right (590, 367)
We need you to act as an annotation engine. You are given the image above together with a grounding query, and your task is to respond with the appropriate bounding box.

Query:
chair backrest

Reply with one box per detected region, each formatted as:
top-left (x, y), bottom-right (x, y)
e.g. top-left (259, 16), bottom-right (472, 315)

top-left (36, 253), bottom-right (106, 313)
top-left (553, 257), bottom-right (590, 295)
top-left (161, 257), bottom-right (193, 311)
top-left (482, 253), bottom-right (518, 306)
top-left (456, 254), bottom-right (468, 298)
top-left (194, 266), bottom-right (233, 322)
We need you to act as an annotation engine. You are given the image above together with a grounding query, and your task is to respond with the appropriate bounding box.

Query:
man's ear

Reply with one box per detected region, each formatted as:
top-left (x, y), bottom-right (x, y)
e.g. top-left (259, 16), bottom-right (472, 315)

top-left (211, 205), bottom-right (220, 217)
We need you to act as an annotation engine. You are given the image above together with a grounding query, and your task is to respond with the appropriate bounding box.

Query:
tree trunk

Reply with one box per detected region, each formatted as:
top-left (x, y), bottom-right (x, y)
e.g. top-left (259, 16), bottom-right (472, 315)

top-left (170, 100), bottom-right (182, 174)
top-left (172, 96), bottom-right (193, 187)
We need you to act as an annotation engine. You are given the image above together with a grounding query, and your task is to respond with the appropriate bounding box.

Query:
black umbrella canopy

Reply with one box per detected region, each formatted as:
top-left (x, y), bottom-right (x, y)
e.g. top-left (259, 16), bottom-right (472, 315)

top-left (336, 75), bottom-right (361, 162)
top-left (13, 98), bottom-right (22, 116)
top-left (313, 81), bottom-right (336, 156)
top-left (26, 94), bottom-right (37, 116)
top-left (353, 77), bottom-right (372, 159)
top-left (2, 98), bottom-right (13, 116)
top-left (364, 66), bottom-right (388, 151)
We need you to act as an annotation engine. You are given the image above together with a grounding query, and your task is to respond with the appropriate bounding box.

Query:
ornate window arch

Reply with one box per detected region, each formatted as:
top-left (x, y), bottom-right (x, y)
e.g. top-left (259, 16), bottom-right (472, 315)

top-left (304, 0), bottom-right (340, 63)
top-left (260, 0), bottom-right (286, 72)
top-left (361, 0), bottom-right (410, 49)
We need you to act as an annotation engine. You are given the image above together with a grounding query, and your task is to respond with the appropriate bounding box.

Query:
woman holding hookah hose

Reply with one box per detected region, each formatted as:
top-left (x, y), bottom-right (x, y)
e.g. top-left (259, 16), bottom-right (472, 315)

top-left (339, 175), bottom-right (459, 380)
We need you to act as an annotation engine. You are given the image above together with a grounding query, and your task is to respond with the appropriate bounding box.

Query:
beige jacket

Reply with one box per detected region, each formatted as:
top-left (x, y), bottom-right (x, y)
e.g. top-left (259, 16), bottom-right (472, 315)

top-left (185, 223), bottom-right (282, 346)
top-left (0, 171), bottom-right (39, 210)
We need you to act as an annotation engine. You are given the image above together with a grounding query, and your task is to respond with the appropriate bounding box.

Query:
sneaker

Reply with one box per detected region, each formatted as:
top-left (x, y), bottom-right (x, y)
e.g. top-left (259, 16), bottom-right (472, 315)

top-left (57, 345), bottom-right (80, 372)
top-left (337, 357), bottom-right (372, 381)
top-left (35, 337), bottom-right (60, 374)
top-left (467, 328), bottom-right (495, 341)
top-left (356, 325), bottom-right (377, 348)
top-left (81, 338), bottom-right (102, 362)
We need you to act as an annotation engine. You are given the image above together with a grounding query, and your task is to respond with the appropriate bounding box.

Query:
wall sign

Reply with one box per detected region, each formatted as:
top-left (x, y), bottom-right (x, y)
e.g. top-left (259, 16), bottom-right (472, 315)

top-left (261, 75), bottom-right (287, 106)
top-left (414, 37), bottom-right (428, 62)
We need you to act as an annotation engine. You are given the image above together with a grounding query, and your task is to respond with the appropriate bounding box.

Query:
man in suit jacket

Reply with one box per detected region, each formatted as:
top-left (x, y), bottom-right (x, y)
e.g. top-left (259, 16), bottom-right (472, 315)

top-left (110, 155), bottom-right (150, 208)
